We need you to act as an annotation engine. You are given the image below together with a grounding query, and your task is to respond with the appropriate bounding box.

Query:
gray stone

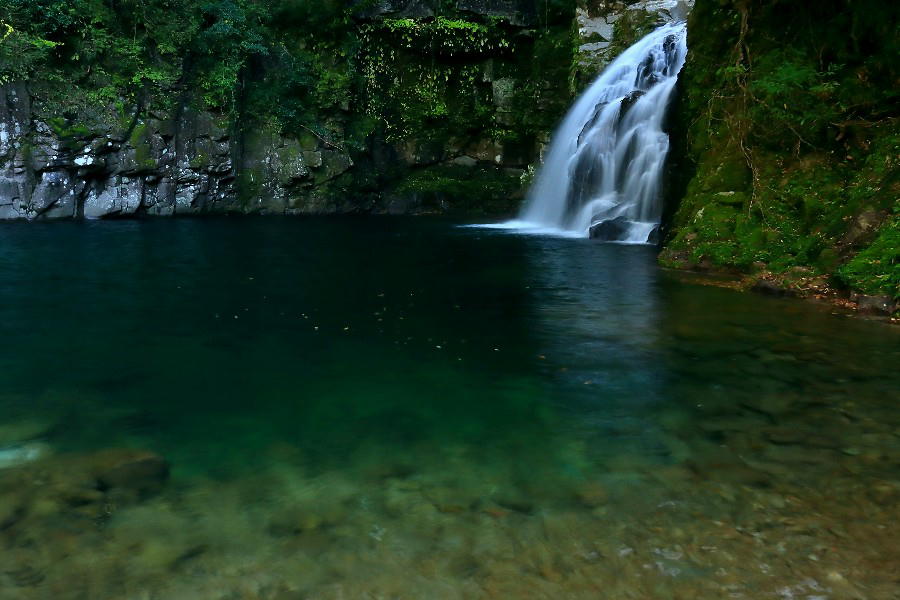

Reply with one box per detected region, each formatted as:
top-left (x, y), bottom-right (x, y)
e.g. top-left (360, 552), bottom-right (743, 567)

top-left (82, 179), bottom-right (143, 218)
top-left (575, 1), bottom-right (693, 76)
top-left (452, 155), bottom-right (479, 167)
top-left (856, 295), bottom-right (897, 316)
top-left (303, 151), bottom-right (323, 169)
top-left (492, 78), bottom-right (517, 112)
top-left (354, 0), bottom-right (434, 19)
top-left (93, 449), bottom-right (170, 498)
top-left (30, 171), bottom-right (80, 219)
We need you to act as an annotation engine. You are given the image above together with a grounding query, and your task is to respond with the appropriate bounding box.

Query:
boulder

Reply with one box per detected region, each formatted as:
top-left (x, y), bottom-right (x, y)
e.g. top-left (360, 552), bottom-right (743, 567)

top-left (752, 279), bottom-right (797, 298)
top-left (619, 90), bottom-right (646, 114)
top-left (0, 418), bottom-right (56, 447)
top-left (589, 216), bottom-right (630, 240)
top-left (855, 295), bottom-right (897, 316)
top-left (92, 449), bottom-right (170, 498)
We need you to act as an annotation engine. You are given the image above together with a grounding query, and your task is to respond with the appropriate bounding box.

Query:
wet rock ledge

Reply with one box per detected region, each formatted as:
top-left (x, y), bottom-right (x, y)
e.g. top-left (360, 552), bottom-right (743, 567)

top-left (0, 83), bottom-right (355, 219)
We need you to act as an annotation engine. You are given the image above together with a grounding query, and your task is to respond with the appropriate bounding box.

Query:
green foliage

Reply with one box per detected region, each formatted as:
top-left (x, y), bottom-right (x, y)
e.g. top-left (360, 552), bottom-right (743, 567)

top-left (394, 164), bottom-right (522, 214)
top-left (746, 49), bottom-right (842, 147)
top-left (190, 1), bottom-right (269, 107)
top-left (0, 0), bottom-right (358, 115)
top-left (663, 0), bottom-right (900, 298)
top-left (358, 16), bottom-right (511, 143)
top-left (368, 16), bottom-right (511, 55)
top-left (0, 19), bottom-right (60, 84)
top-left (1, 0), bottom-right (578, 216)
top-left (837, 217), bottom-right (900, 298)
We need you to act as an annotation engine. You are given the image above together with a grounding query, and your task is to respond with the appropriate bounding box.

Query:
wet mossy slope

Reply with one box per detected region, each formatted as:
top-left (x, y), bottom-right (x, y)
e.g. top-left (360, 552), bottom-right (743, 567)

top-left (662, 0), bottom-right (900, 302)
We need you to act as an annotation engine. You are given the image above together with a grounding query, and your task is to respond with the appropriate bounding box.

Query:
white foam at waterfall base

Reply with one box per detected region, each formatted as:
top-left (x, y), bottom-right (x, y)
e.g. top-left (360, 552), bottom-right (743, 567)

top-left (464, 220), bottom-right (587, 238)
top-left (472, 23), bottom-right (687, 243)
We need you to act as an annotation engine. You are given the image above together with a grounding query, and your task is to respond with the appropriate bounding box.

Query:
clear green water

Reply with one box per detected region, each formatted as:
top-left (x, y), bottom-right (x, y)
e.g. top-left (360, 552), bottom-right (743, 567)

top-left (0, 218), bottom-right (898, 599)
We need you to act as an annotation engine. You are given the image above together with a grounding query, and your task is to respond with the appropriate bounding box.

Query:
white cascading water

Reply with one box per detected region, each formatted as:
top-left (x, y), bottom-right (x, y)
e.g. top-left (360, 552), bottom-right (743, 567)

top-left (501, 23), bottom-right (687, 243)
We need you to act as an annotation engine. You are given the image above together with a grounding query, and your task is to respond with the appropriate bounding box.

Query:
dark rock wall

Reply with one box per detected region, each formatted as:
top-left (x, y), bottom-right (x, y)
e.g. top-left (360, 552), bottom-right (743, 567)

top-left (0, 85), bottom-right (357, 219)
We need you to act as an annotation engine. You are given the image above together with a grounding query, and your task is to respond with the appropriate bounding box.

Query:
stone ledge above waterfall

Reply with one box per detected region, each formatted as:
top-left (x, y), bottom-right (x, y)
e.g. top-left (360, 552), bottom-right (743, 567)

top-left (575, 0), bottom-right (693, 87)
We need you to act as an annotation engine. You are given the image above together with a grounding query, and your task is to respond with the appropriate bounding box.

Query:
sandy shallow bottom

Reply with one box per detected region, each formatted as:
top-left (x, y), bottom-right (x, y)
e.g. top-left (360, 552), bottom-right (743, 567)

top-left (2, 398), bottom-right (898, 600)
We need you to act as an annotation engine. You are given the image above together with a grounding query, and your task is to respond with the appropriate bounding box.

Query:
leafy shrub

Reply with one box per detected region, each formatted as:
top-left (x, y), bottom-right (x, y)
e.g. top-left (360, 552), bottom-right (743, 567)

top-left (747, 48), bottom-right (842, 147)
top-left (837, 216), bottom-right (900, 298)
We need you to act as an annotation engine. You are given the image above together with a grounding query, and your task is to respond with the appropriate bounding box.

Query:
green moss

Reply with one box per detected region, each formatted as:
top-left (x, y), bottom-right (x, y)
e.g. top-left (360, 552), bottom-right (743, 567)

top-left (663, 0), bottom-right (900, 297)
top-left (604, 10), bottom-right (660, 60)
top-left (128, 122), bottom-right (148, 147)
top-left (393, 165), bottom-right (522, 214)
top-left (698, 155), bottom-right (751, 193)
top-left (40, 117), bottom-right (95, 155)
top-left (46, 117), bottom-right (92, 140)
top-left (837, 216), bottom-right (900, 298)
top-left (128, 122), bottom-right (157, 170)
top-left (189, 152), bottom-right (210, 170)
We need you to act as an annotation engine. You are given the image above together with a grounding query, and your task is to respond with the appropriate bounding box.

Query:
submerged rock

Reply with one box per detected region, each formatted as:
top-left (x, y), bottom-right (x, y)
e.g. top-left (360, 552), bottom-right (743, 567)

top-left (751, 279), bottom-right (798, 298)
top-left (855, 294), bottom-right (897, 316)
top-left (589, 216), bottom-right (659, 243)
top-left (590, 216), bottom-right (630, 240)
top-left (620, 91), bottom-right (646, 115)
top-left (573, 481), bottom-right (608, 508)
top-left (0, 442), bottom-right (51, 470)
top-left (91, 449), bottom-right (170, 498)
top-left (0, 447), bottom-right (170, 530)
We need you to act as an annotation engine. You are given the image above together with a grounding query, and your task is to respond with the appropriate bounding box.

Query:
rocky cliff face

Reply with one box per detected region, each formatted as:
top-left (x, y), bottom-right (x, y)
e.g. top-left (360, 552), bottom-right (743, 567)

top-left (574, 0), bottom-right (692, 88)
top-left (0, 82), bottom-right (356, 219)
top-left (0, 1), bottom-right (574, 220)
top-left (0, 0), bottom-right (693, 220)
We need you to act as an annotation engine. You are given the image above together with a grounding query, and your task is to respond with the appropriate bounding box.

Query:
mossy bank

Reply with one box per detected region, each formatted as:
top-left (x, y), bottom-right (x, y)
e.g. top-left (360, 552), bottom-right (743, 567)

top-left (661, 0), bottom-right (899, 310)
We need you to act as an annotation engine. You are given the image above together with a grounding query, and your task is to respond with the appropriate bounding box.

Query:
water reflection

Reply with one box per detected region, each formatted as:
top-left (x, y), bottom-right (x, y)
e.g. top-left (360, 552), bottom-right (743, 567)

top-left (516, 237), bottom-right (670, 466)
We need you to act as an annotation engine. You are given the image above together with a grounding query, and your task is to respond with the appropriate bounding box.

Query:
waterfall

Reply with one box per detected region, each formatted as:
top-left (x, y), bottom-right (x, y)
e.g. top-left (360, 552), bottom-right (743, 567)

top-left (502, 23), bottom-right (687, 243)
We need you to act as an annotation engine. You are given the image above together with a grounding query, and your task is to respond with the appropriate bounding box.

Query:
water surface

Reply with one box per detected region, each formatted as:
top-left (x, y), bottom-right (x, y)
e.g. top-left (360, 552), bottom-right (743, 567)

top-left (0, 218), bottom-right (897, 599)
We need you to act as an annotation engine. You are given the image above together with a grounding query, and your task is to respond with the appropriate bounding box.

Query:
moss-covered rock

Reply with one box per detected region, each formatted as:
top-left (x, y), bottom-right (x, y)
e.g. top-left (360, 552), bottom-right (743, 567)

top-left (383, 163), bottom-right (524, 214)
top-left (574, 1), bottom-right (692, 90)
top-left (356, 7), bottom-right (576, 207)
